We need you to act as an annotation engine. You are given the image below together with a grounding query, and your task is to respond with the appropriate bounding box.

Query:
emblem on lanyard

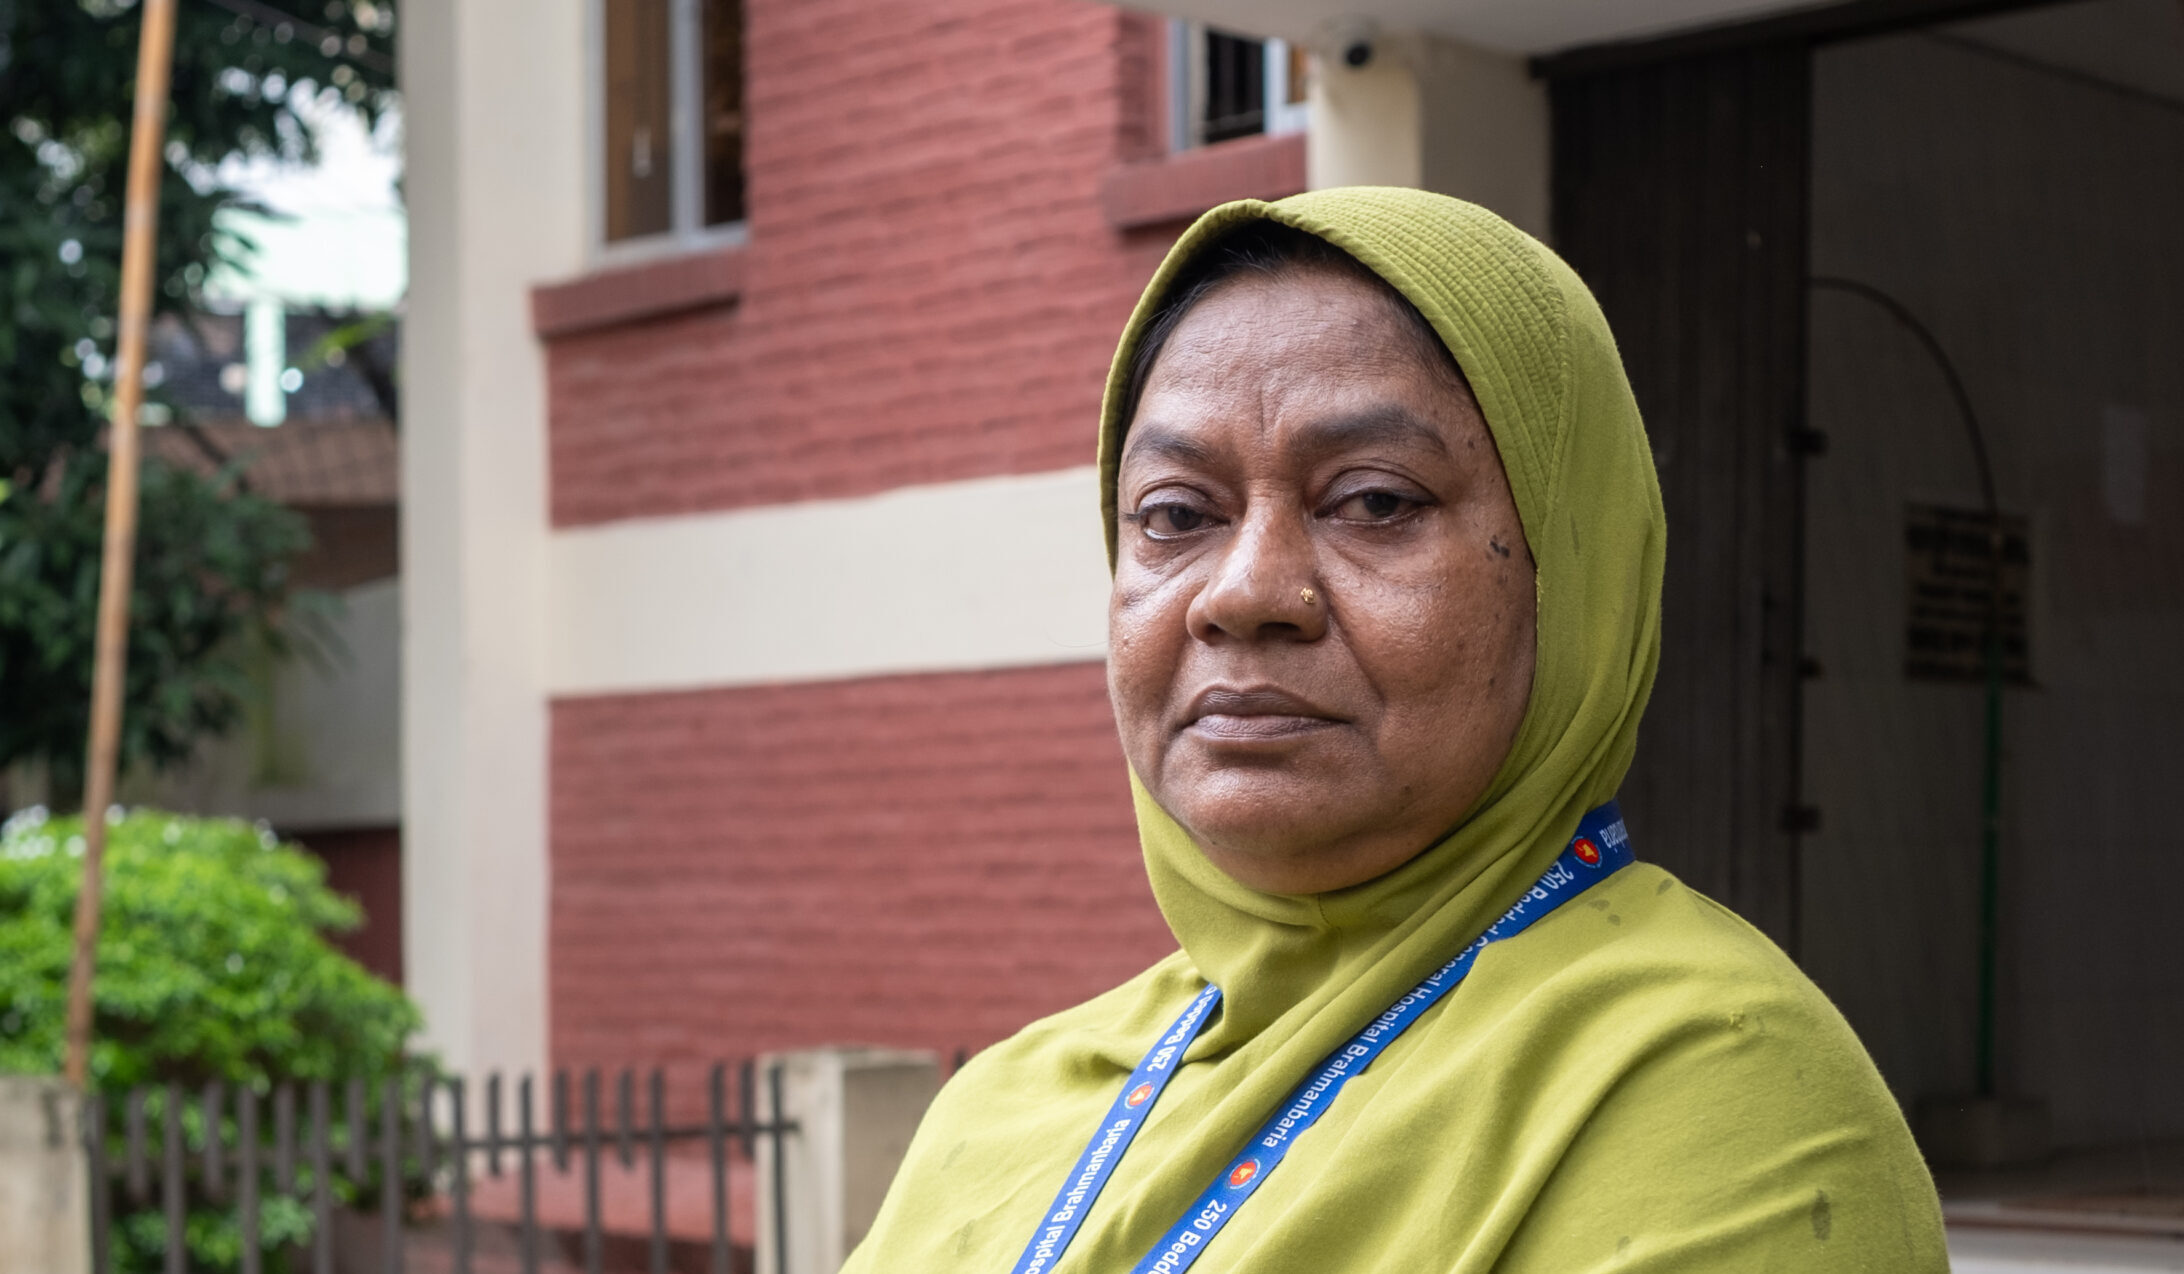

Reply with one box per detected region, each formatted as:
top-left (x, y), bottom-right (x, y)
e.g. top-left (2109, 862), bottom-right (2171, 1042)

top-left (1007, 803), bottom-right (1635, 1274)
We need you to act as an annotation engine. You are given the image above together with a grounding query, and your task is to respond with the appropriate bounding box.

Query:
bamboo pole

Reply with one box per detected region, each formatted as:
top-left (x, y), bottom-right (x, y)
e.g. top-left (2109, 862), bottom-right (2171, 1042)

top-left (63, 0), bottom-right (181, 1091)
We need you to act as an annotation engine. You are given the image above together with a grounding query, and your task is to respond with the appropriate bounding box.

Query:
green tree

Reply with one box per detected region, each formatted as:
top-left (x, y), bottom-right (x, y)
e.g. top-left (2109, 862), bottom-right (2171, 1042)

top-left (0, 0), bottom-right (398, 807)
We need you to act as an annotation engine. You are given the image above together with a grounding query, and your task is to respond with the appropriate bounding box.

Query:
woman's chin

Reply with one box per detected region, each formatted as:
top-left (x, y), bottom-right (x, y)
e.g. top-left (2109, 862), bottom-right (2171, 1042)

top-left (1174, 804), bottom-right (1383, 893)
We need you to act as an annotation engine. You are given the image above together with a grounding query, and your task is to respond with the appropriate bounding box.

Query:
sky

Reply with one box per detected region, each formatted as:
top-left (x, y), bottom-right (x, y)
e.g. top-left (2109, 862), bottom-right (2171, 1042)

top-left (203, 92), bottom-right (406, 312)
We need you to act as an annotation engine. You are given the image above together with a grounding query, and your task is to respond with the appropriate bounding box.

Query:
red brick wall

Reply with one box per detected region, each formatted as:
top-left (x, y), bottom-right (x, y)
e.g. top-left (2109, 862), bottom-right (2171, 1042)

top-left (544, 0), bottom-right (1179, 526)
top-left (293, 824), bottom-right (404, 987)
top-left (548, 663), bottom-right (1176, 1070)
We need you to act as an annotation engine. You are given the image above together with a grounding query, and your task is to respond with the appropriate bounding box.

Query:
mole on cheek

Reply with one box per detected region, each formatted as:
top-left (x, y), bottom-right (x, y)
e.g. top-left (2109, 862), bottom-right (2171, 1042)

top-left (1488, 536), bottom-right (1512, 559)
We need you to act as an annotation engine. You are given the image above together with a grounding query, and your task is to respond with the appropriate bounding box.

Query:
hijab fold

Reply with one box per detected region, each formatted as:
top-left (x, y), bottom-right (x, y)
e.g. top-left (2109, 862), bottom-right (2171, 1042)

top-left (845, 188), bottom-right (1946, 1273)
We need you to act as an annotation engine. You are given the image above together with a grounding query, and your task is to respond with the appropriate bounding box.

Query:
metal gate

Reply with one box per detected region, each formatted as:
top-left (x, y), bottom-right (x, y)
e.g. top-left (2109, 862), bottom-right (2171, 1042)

top-left (84, 1061), bottom-right (796, 1274)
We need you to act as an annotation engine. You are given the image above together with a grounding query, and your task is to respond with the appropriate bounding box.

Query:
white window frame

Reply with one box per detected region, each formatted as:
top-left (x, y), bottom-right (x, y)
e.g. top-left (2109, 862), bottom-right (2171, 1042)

top-left (587, 0), bottom-right (748, 265)
top-left (1167, 21), bottom-right (1308, 153)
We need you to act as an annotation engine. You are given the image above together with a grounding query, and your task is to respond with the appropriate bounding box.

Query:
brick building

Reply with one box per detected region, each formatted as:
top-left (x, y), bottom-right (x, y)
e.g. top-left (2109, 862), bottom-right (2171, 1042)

top-left (404, 0), bottom-right (1353, 1080)
top-left (402, 1), bottom-right (2184, 1241)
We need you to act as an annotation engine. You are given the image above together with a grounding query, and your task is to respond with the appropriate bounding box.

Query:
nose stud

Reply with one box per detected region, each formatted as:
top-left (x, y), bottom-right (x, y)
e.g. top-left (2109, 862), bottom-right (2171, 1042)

top-left (1299, 587), bottom-right (1317, 606)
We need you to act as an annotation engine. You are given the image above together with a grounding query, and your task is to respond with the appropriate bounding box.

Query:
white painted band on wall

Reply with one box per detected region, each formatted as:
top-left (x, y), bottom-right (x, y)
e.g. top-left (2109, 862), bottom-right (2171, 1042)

top-left (546, 466), bottom-right (1113, 696)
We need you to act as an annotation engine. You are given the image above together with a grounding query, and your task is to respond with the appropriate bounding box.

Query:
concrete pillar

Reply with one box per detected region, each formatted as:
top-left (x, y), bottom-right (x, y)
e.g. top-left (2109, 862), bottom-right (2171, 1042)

top-left (399, 0), bottom-right (586, 1079)
top-left (755, 1049), bottom-right (943, 1274)
top-left (1307, 48), bottom-right (1423, 190)
top-left (0, 1077), bottom-right (90, 1274)
top-left (1305, 32), bottom-right (1550, 243)
top-left (1414, 35), bottom-right (1550, 242)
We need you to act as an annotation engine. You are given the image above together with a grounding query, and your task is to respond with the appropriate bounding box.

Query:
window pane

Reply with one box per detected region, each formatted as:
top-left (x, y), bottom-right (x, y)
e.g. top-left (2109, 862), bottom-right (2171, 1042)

top-left (604, 0), bottom-right (673, 241)
top-left (703, 0), bottom-right (746, 226)
top-left (1201, 30), bottom-right (1265, 145)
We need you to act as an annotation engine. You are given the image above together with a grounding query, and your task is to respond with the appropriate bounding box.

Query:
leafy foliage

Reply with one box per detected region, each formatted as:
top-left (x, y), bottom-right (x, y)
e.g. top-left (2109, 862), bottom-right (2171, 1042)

top-left (0, 807), bottom-right (416, 1080)
top-left (0, 454), bottom-right (315, 806)
top-left (0, 0), bottom-right (398, 805)
top-left (0, 807), bottom-right (427, 1271)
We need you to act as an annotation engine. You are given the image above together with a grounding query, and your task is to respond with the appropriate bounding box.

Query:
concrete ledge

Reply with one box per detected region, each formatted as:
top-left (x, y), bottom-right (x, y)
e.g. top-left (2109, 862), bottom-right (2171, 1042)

top-left (0, 1076), bottom-right (89, 1274)
top-left (1099, 132), bottom-right (1307, 231)
top-left (755, 1049), bottom-right (940, 1274)
top-left (531, 245), bottom-right (746, 339)
top-left (544, 466), bottom-right (1111, 695)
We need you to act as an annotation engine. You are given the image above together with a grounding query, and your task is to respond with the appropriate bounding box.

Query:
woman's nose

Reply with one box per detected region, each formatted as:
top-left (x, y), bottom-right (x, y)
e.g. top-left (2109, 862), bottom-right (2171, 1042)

top-left (1185, 506), bottom-right (1327, 643)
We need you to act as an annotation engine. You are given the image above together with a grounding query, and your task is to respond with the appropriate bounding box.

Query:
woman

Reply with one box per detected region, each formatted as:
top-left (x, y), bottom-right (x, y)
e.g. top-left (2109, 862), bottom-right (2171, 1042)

top-left (844, 188), bottom-right (1947, 1271)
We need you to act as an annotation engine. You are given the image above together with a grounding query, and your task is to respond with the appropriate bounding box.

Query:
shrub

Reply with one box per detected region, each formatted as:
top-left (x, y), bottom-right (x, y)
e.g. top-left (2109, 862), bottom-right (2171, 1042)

top-left (0, 807), bottom-right (428, 1272)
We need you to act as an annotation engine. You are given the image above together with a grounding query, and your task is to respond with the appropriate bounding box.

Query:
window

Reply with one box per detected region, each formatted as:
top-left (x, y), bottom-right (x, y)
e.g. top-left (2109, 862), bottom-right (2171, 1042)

top-left (1169, 24), bottom-right (1308, 152)
top-left (600, 0), bottom-right (744, 250)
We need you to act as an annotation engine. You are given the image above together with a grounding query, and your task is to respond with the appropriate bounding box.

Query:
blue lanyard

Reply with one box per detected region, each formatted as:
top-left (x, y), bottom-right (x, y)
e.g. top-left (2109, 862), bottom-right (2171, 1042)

top-left (1012, 981), bottom-right (1224, 1274)
top-left (1009, 803), bottom-right (1634, 1274)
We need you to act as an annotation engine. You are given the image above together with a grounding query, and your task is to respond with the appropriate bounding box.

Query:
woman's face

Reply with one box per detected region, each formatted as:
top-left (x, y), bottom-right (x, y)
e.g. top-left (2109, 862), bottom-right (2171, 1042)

top-left (1109, 266), bottom-right (1536, 895)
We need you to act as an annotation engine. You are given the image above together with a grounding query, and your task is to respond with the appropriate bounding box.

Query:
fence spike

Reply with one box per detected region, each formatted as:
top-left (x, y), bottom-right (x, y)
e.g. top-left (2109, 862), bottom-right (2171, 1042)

top-left (617, 1067), bottom-right (635, 1169)
top-left (381, 1075), bottom-right (404, 1274)
top-left (347, 1077), bottom-right (368, 1182)
top-left (309, 1080), bottom-right (334, 1274)
top-left (709, 1063), bottom-right (730, 1274)
top-left (450, 1078), bottom-right (473, 1274)
top-left (85, 1094), bottom-right (112, 1274)
top-left (485, 1071), bottom-right (503, 1177)
top-left (273, 1082), bottom-right (296, 1195)
top-left (163, 1083), bottom-right (185, 1274)
top-left (583, 1068), bottom-right (604, 1274)
top-left (519, 1073), bottom-right (540, 1274)
top-left (413, 1071), bottom-right (435, 1181)
top-left (124, 1087), bottom-right (148, 1204)
top-left (239, 1087), bottom-right (261, 1274)
top-left (649, 1068), bottom-right (668, 1274)
top-left (739, 1058), bottom-right (756, 1158)
top-left (770, 1064), bottom-right (791, 1274)
top-left (202, 1079), bottom-right (225, 1201)
top-left (552, 1069), bottom-right (571, 1172)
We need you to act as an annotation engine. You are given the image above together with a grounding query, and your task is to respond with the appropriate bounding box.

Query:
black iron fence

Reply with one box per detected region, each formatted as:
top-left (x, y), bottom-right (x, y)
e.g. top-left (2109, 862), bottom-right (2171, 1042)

top-left (84, 1062), bottom-right (796, 1274)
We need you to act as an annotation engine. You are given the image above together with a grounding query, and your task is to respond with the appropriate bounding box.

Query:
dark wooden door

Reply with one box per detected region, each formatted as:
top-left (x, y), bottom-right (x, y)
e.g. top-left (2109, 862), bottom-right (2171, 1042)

top-left (1549, 45), bottom-right (1813, 948)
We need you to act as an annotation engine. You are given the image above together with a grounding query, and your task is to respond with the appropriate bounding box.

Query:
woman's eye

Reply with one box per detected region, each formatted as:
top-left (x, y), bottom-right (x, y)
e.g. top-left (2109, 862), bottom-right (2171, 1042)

top-left (1330, 490), bottom-right (1416, 522)
top-left (1139, 502), bottom-right (1213, 537)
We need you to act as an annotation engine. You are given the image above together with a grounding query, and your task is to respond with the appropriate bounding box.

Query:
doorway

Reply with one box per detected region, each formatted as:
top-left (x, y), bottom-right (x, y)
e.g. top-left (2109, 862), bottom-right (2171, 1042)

top-left (1800, 0), bottom-right (2184, 1225)
top-left (1549, 0), bottom-right (2184, 1241)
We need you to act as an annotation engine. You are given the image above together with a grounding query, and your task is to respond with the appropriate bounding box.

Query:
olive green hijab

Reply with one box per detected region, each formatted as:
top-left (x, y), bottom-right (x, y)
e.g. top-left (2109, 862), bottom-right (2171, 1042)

top-left (844, 188), bottom-right (1946, 1272)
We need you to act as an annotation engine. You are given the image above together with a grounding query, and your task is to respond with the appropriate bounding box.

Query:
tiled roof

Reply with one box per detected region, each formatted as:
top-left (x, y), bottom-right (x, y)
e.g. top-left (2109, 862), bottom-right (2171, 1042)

top-left (144, 417), bottom-right (397, 506)
top-left (140, 309), bottom-right (399, 506)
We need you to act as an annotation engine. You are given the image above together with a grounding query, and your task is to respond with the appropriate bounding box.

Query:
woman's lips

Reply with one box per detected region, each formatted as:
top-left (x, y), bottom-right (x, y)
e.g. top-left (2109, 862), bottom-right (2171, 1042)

top-left (1182, 687), bottom-right (1343, 741)
top-left (1189, 713), bottom-right (1340, 741)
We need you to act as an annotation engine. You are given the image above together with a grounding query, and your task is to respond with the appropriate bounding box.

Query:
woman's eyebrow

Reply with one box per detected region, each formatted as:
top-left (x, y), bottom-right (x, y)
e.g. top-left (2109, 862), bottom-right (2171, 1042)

top-left (1120, 406), bottom-right (1453, 471)
top-left (1290, 406), bottom-right (1454, 459)
top-left (1120, 423), bottom-right (1221, 470)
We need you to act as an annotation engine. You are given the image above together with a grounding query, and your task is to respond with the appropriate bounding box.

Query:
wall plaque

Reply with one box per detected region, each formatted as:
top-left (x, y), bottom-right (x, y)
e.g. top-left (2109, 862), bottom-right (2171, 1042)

top-left (1904, 503), bottom-right (2031, 684)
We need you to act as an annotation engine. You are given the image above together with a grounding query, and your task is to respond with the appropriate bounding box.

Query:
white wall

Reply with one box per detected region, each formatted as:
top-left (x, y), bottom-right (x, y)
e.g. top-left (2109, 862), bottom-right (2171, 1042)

top-left (546, 468), bottom-right (1111, 697)
top-left (1306, 33), bottom-right (1548, 242)
top-left (1414, 36), bottom-right (1549, 242)
top-left (122, 578), bottom-right (401, 830)
top-left (400, 0), bottom-right (586, 1080)
top-left (1123, 0), bottom-right (1815, 56)
top-left (1801, 2), bottom-right (2184, 1148)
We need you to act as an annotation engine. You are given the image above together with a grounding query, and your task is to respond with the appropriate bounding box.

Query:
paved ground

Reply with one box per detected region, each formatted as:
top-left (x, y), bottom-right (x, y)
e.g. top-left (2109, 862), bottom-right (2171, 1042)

top-left (1951, 1227), bottom-right (2184, 1271)
top-left (1941, 1137), bottom-right (2184, 1271)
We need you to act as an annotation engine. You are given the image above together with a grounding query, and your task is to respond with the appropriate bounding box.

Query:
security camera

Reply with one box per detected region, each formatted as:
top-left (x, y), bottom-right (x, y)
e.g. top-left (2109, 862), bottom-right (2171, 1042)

top-left (1326, 19), bottom-right (1377, 69)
